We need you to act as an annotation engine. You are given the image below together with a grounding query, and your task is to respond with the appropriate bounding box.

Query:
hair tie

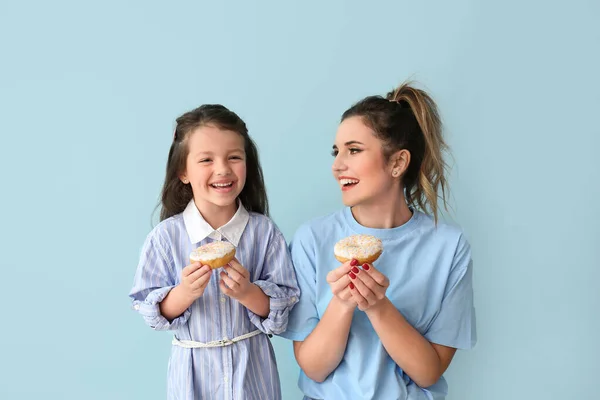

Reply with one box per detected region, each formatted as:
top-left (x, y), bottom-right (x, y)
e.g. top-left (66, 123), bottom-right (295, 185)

top-left (390, 99), bottom-right (410, 109)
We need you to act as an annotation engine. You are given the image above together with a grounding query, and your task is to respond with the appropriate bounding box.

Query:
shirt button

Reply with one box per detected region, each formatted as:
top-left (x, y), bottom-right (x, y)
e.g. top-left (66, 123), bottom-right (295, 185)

top-left (291, 297), bottom-right (297, 302)
top-left (220, 297), bottom-right (226, 303)
top-left (224, 376), bottom-right (229, 383)
top-left (133, 304), bottom-right (140, 310)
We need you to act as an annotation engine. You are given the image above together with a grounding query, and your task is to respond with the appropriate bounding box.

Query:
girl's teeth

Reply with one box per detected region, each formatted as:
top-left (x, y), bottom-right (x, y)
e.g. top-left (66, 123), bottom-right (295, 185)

top-left (340, 179), bottom-right (359, 186)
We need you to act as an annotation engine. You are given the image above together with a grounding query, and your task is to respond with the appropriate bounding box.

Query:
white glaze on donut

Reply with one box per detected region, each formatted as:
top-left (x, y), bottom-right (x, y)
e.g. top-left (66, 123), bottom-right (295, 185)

top-left (190, 241), bottom-right (235, 262)
top-left (334, 234), bottom-right (382, 261)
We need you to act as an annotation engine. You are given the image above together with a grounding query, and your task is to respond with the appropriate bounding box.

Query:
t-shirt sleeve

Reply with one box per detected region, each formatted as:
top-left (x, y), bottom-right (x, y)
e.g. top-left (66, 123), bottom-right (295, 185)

top-left (278, 224), bottom-right (320, 341)
top-left (424, 233), bottom-right (477, 349)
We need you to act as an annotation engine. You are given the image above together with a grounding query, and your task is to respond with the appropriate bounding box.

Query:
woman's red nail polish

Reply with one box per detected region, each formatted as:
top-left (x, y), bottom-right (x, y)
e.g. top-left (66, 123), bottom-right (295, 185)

top-left (350, 259), bottom-right (358, 266)
top-left (351, 267), bottom-right (359, 274)
top-left (363, 264), bottom-right (370, 271)
top-left (349, 282), bottom-right (355, 289)
top-left (349, 272), bottom-right (356, 279)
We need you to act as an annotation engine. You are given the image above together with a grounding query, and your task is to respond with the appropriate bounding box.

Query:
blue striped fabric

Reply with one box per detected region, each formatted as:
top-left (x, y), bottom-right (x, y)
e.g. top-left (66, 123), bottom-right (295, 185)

top-left (129, 203), bottom-right (300, 400)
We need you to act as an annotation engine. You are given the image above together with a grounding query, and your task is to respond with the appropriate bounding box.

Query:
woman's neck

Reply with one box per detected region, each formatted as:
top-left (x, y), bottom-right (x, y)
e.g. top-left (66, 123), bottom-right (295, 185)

top-left (194, 199), bottom-right (238, 229)
top-left (351, 190), bottom-right (413, 229)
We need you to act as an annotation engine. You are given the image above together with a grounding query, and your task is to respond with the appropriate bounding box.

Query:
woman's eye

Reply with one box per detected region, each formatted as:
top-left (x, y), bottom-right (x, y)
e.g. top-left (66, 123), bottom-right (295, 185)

top-left (349, 148), bottom-right (362, 155)
top-left (331, 150), bottom-right (339, 157)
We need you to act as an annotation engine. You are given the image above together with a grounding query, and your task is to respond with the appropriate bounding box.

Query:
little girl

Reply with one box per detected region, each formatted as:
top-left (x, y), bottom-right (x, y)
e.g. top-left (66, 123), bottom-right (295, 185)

top-left (129, 104), bottom-right (300, 400)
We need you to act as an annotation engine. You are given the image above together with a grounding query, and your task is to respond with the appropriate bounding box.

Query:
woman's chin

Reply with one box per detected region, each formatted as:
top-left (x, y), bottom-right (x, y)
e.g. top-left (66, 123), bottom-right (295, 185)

top-left (341, 193), bottom-right (360, 207)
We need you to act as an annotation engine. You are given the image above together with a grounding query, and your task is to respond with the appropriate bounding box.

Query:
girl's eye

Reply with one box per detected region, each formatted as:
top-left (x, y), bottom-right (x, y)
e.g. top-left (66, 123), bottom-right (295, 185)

top-left (230, 156), bottom-right (243, 160)
top-left (349, 148), bottom-right (362, 155)
top-left (199, 159), bottom-right (211, 163)
top-left (331, 149), bottom-right (339, 157)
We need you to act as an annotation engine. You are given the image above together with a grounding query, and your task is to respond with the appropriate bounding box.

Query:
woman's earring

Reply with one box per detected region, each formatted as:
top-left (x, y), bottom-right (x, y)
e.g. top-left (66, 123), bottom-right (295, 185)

top-left (182, 179), bottom-right (188, 184)
top-left (392, 170), bottom-right (399, 177)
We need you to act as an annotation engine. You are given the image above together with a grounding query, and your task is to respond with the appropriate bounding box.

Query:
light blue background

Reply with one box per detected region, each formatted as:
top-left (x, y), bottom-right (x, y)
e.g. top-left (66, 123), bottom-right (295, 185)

top-left (1, 1), bottom-right (598, 399)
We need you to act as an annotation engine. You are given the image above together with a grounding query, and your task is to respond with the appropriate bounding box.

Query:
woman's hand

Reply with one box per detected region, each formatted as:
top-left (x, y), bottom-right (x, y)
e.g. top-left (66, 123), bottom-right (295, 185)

top-left (327, 259), bottom-right (358, 311)
top-left (348, 262), bottom-right (390, 311)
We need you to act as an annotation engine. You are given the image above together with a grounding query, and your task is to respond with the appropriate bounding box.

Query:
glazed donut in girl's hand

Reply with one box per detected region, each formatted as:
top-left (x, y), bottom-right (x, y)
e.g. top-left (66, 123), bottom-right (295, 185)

top-left (334, 234), bottom-right (383, 265)
top-left (189, 241), bottom-right (236, 269)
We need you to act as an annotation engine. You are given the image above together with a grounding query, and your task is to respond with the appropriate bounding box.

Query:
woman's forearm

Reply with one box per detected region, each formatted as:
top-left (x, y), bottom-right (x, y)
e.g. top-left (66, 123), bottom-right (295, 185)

top-left (293, 297), bottom-right (355, 382)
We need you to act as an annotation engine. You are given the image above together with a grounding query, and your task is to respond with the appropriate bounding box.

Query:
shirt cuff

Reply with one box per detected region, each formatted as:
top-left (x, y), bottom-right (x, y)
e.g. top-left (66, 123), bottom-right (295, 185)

top-left (131, 286), bottom-right (190, 331)
top-left (247, 281), bottom-right (299, 335)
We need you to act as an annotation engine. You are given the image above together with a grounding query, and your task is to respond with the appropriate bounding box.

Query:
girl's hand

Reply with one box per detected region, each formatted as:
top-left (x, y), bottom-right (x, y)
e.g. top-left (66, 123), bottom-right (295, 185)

top-left (326, 260), bottom-right (358, 311)
top-left (220, 258), bottom-right (252, 301)
top-left (349, 263), bottom-right (390, 311)
top-left (180, 263), bottom-right (212, 301)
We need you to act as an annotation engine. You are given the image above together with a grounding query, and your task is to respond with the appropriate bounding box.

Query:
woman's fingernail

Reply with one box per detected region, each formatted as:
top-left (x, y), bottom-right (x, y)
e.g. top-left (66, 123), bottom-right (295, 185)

top-left (363, 263), bottom-right (370, 271)
top-left (349, 282), bottom-right (355, 289)
top-left (349, 272), bottom-right (356, 279)
top-left (350, 259), bottom-right (358, 266)
top-left (351, 267), bottom-right (359, 274)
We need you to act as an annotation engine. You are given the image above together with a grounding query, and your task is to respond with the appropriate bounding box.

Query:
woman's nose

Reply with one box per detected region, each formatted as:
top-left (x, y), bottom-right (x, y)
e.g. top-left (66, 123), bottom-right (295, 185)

top-left (332, 154), bottom-right (347, 172)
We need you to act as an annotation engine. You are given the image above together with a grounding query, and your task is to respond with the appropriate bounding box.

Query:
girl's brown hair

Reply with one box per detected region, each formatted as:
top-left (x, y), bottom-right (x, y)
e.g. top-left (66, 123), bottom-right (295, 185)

top-left (159, 104), bottom-right (268, 221)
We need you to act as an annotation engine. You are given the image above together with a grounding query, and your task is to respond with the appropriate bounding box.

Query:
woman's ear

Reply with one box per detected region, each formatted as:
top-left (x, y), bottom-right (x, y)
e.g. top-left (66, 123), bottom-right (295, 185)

top-left (391, 149), bottom-right (411, 178)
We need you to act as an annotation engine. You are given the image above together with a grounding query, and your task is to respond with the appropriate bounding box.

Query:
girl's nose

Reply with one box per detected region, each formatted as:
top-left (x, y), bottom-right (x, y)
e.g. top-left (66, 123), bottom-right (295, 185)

top-left (215, 160), bottom-right (232, 176)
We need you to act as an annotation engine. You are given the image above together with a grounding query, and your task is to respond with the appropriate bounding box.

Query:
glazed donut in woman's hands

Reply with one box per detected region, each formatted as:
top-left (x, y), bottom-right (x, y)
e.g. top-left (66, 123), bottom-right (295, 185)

top-left (334, 234), bottom-right (383, 265)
